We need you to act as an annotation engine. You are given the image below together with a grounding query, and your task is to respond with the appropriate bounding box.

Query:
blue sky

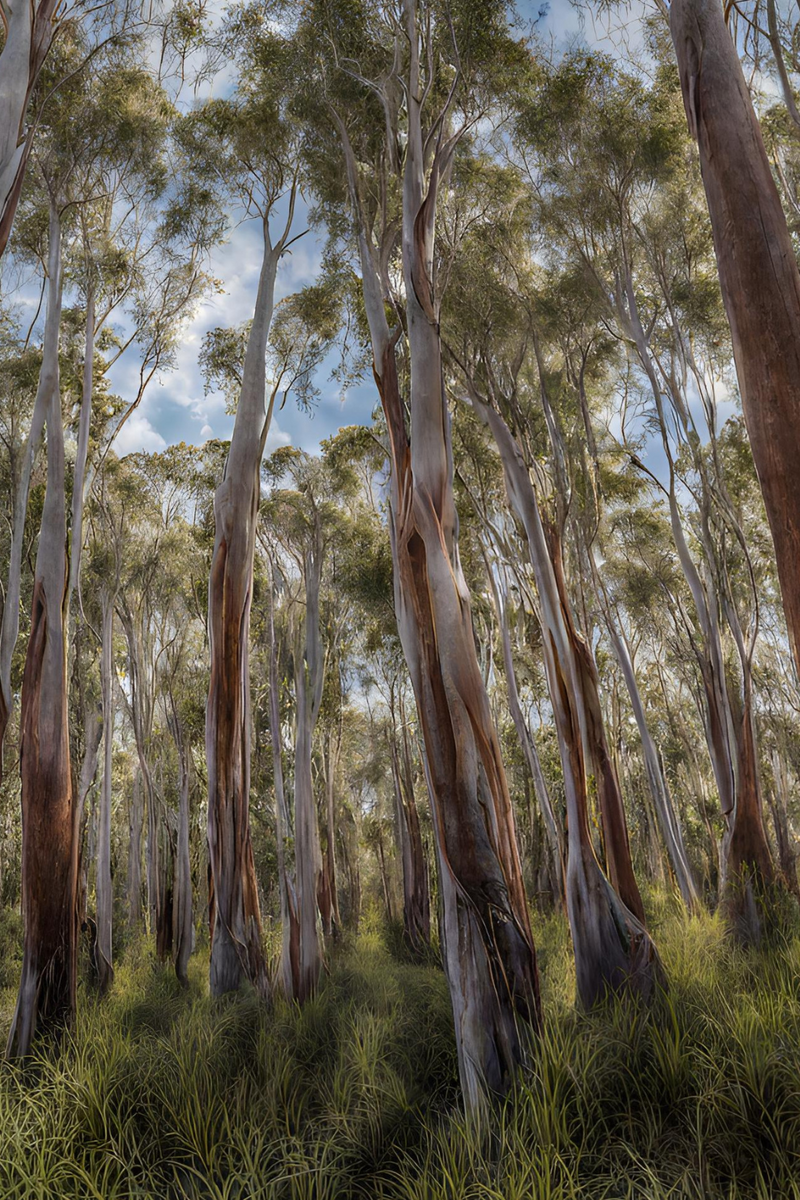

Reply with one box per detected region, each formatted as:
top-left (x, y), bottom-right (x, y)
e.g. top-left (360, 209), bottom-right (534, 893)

top-left (110, 0), bottom-right (648, 459)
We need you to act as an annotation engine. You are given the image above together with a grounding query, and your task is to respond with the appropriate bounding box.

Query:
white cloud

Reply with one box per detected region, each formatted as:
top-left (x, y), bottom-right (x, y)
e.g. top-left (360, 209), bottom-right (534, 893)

top-left (200, 423), bottom-right (213, 438)
top-left (115, 412), bottom-right (168, 456)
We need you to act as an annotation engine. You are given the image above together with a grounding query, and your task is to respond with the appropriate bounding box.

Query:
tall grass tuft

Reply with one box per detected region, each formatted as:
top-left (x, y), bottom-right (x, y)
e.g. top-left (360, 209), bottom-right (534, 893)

top-left (0, 906), bottom-right (798, 1197)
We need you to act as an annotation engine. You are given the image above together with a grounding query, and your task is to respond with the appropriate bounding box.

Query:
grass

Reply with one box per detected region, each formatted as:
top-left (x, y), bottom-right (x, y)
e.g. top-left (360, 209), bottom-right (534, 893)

top-left (0, 905), bottom-right (798, 1198)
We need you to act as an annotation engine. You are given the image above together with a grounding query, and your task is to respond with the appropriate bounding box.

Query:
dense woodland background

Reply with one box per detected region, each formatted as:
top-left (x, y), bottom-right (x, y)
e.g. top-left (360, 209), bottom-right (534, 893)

top-left (3, 0), bottom-right (800, 1195)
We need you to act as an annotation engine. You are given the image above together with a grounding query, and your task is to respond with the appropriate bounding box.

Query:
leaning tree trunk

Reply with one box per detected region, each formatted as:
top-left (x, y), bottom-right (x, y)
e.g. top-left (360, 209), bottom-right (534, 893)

top-left (670, 0), bottom-right (800, 686)
top-left (548, 530), bottom-right (646, 924)
top-left (334, 65), bottom-right (542, 1107)
top-left (489, 567), bottom-right (565, 910)
top-left (596, 587), bottom-right (700, 912)
top-left (0, 0), bottom-right (58, 258)
top-left (291, 537), bottom-right (325, 1003)
top-left (96, 588), bottom-right (115, 996)
top-left (7, 204), bottom-right (77, 1057)
top-left (206, 219), bottom-right (286, 1000)
top-left (471, 395), bottom-right (665, 1010)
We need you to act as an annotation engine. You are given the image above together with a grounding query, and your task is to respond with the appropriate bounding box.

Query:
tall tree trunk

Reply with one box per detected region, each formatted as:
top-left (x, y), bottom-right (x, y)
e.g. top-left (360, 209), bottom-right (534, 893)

top-left (767, 748), bottom-right (799, 901)
top-left (66, 281), bottom-right (95, 620)
top-left (0, 195), bottom-right (61, 787)
top-left (127, 766), bottom-right (144, 934)
top-left (7, 204), bottom-right (77, 1057)
top-left (96, 589), bottom-right (114, 996)
top-left (548, 530), bottom-right (646, 924)
top-left (334, 54), bottom-right (542, 1104)
top-left (0, 0), bottom-right (58, 258)
top-left (292, 538), bottom-right (324, 1003)
top-left (206, 220), bottom-right (288, 1000)
top-left (471, 395), bottom-right (664, 1010)
top-left (670, 0), bottom-right (800, 687)
top-left (169, 697), bottom-right (193, 986)
top-left (390, 726), bottom-right (430, 953)
top-left (268, 576), bottom-right (300, 999)
top-left (488, 565), bottom-right (566, 910)
top-left (593, 568), bottom-right (700, 911)
top-left (320, 727), bottom-right (341, 938)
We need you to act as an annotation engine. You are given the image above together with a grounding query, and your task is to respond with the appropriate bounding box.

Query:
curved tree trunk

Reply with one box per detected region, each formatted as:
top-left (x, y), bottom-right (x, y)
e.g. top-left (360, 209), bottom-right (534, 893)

top-left (489, 567), bottom-right (565, 910)
top-left (7, 204), bottom-right (77, 1057)
top-left (334, 58), bottom-right (542, 1105)
top-left (596, 589), bottom-right (700, 912)
top-left (206, 216), bottom-right (289, 1000)
top-left (96, 589), bottom-right (114, 996)
top-left (471, 395), bottom-right (665, 1010)
top-left (670, 0), bottom-right (800, 688)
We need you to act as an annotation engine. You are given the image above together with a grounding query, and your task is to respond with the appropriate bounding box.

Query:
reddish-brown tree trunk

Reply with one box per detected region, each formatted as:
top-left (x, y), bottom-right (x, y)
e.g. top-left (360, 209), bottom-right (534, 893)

top-left (206, 227), bottom-right (283, 1000)
top-left (549, 530), bottom-right (646, 924)
top-left (6, 205), bottom-right (77, 1057)
top-left (670, 0), bottom-right (800, 686)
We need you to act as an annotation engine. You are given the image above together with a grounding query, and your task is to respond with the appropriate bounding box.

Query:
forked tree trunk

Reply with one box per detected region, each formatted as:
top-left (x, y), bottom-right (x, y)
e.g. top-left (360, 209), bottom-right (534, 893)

top-left (292, 539), bottom-right (324, 1003)
top-left (7, 205), bottom-right (77, 1057)
top-left (670, 0), bottom-right (800, 687)
top-left (96, 589), bottom-right (114, 996)
top-left (206, 220), bottom-right (288, 1000)
top-left (471, 396), bottom-right (665, 1009)
top-left (335, 53), bottom-right (542, 1104)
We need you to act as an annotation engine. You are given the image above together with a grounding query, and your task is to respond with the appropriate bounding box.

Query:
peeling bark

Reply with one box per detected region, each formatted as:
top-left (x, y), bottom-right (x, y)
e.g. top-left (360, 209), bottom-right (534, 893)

top-left (332, 5), bottom-right (543, 1106)
top-left (471, 395), bottom-right (665, 1010)
top-left (206, 221), bottom-right (287, 1001)
top-left (0, 0), bottom-right (59, 258)
top-left (670, 0), bottom-right (800, 688)
top-left (7, 204), bottom-right (77, 1057)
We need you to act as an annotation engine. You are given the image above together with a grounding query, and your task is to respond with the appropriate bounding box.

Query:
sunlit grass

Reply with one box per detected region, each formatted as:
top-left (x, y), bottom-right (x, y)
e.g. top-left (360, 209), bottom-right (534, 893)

top-left (0, 904), bottom-right (798, 1197)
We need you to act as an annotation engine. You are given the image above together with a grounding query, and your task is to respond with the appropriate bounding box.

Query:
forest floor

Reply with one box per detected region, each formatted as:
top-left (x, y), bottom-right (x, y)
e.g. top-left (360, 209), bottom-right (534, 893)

top-left (1, 900), bottom-right (800, 1199)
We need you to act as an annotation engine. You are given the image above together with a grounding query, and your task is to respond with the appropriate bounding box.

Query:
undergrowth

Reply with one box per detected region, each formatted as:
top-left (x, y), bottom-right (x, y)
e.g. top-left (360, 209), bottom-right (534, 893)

top-left (0, 906), bottom-right (798, 1198)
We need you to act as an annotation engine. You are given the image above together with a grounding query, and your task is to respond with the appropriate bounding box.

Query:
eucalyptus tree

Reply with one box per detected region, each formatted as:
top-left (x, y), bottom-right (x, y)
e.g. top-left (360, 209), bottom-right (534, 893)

top-left (437, 150), bottom-right (667, 1003)
top-left (261, 445), bottom-right (358, 1000)
top-left (178, 15), bottom-right (309, 999)
top-left (668, 0), bottom-right (800, 701)
top-left (303, 0), bottom-right (542, 1109)
top-left (519, 54), bottom-right (779, 932)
